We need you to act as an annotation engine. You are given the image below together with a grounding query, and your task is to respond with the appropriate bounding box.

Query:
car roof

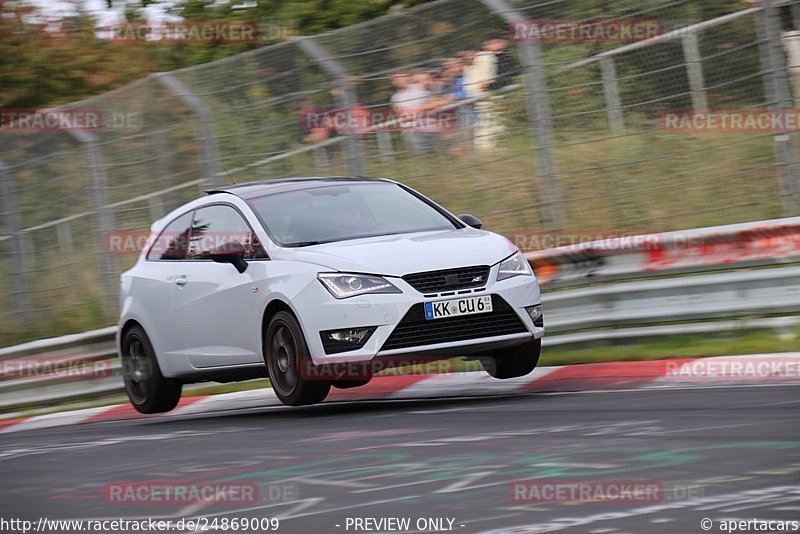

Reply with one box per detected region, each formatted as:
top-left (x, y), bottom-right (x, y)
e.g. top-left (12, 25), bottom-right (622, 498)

top-left (206, 176), bottom-right (393, 200)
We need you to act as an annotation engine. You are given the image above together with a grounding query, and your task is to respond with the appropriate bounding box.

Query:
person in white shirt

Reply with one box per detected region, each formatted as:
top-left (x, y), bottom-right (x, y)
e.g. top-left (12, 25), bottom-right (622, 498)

top-left (390, 70), bottom-right (436, 152)
top-left (465, 50), bottom-right (497, 99)
top-left (467, 31), bottom-right (513, 150)
top-left (390, 71), bottom-right (430, 111)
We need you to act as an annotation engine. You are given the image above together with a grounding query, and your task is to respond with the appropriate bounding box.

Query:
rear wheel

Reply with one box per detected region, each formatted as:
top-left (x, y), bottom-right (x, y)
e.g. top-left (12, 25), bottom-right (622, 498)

top-left (265, 311), bottom-right (330, 406)
top-left (121, 325), bottom-right (182, 414)
top-left (482, 338), bottom-right (541, 379)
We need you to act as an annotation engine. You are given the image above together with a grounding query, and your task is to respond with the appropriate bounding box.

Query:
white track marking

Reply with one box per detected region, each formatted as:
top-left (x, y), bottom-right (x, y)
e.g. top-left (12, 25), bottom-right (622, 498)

top-left (175, 389), bottom-right (280, 416)
top-left (0, 405), bottom-right (113, 433)
top-left (3, 357), bottom-right (800, 435)
top-left (391, 367), bottom-right (561, 399)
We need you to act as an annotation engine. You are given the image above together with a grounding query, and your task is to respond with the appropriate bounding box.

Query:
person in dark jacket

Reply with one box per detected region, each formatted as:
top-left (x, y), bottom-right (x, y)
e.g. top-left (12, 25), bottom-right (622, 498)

top-left (486, 30), bottom-right (520, 91)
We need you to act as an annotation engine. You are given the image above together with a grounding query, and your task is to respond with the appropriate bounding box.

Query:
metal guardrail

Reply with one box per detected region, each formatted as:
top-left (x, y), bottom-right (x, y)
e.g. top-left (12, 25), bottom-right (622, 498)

top-left (526, 216), bottom-right (800, 287)
top-left (544, 266), bottom-right (800, 331)
top-left (1, 217), bottom-right (799, 412)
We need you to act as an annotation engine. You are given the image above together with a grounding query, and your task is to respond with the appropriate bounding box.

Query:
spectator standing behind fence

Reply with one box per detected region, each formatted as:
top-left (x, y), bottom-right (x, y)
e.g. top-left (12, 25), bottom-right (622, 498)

top-left (459, 50), bottom-right (479, 147)
top-left (414, 70), bottom-right (443, 149)
top-left (296, 96), bottom-right (338, 167)
top-left (391, 70), bottom-right (436, 152)
top-left (489, 31), bottom-right (520, 92)
top-left (297, 96), bottom-right (332, 144)
top-left (467, 31), bottom-right (519, 150)
top-left (466, 36), bottom-right (498, 150)
top-left (432, 57), bottom-right (473, 156)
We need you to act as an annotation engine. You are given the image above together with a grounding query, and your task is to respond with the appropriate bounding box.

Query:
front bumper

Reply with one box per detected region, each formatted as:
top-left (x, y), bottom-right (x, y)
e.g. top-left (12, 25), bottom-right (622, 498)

top-left (291, 267), bottom-right (544, 366)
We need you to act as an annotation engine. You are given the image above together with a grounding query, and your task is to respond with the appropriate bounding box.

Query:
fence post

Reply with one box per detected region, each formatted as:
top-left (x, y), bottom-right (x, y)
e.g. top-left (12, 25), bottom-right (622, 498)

top-left (148, 129), bottom-right (169, 219)
top-left (312, 146), bottom-right (331, 169)
top-left (481, 0), bottom-right (565, 230)
top-left (154, 73), bottom-right (221, 187)
top-left (758, 0), bottom-right (800, 215)
top-left (56, 223), bottom-right (73, 255)
top-left (0, 160), bottom-right (32, 326)
top-left (681, 31), bottom-right (709, 112)
top-left (70, 131), bottom-right (119, 315)
top-left (376, 131), bottom-right (395, 166)
top-left (600, 57), bottom-right (625, 135)
top-left (295, 37), bottom-right (364, 177)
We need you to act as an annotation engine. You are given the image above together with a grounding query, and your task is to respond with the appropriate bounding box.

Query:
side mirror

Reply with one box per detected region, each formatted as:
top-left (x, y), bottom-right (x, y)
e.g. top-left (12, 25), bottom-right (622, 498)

top-left (209, 241), bottom-right (248, 273)
top-left (458, 213), bottom-right (483, 229)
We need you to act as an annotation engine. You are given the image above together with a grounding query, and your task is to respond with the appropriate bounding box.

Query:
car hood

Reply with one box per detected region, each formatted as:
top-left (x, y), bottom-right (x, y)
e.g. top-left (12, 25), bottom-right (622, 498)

top-left (270, 228), bottom-right (517, 276)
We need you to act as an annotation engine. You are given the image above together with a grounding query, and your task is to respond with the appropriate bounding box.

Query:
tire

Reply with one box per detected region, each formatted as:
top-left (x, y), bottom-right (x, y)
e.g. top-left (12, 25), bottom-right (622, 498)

top-left (121, 325), bottom-right (182, 414)
top-left (482, 338), bottom-right (541, 379)
top-left (264, 311), bottom-right (331, 406)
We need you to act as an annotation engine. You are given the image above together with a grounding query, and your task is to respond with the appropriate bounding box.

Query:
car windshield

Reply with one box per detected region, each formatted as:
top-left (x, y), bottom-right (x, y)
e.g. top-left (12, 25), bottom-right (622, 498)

top-left (247, 182), bottom-right (459, 246)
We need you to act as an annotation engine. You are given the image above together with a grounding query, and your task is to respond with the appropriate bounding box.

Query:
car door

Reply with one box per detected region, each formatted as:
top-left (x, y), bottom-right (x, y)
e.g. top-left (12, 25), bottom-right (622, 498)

top-left (138, 210), bottom-right (194, 361)
top-left (173, 203), bottom-right (266, 368)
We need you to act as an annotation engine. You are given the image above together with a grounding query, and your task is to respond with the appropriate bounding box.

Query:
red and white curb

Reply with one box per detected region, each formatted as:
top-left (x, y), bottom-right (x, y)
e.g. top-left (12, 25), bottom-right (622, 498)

top-left (1, 353), bottom-right (798, 435)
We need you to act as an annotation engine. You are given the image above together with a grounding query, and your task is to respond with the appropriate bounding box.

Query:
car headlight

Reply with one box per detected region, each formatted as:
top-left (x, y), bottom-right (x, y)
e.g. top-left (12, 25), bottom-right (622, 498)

top-left (496, 252), bottom-right (534, 281)
top-left (318, 273), bottom-right (402, 299)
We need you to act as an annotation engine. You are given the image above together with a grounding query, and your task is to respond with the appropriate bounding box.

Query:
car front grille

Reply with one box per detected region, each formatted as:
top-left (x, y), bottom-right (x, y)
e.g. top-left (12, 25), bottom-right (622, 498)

top-left (402, 265), bottom-right (490, 294)
top-left (381, 295), bottom-right (528, 351)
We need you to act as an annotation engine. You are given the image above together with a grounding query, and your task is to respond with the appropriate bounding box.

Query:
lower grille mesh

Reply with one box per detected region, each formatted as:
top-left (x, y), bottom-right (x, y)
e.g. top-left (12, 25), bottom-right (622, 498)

top-left (381, 295), bottom-right (527, 351)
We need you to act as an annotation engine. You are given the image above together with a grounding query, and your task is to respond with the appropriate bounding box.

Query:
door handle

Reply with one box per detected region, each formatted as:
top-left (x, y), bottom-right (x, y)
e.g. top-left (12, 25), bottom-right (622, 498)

top-left (175, 275), bottom-right (188, 287)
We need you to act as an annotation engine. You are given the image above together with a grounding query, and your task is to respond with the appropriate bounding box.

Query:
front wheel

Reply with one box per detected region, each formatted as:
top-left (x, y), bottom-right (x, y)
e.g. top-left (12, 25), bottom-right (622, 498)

top-left (481, 338), bottom-right (541, 379)
top-left (265, 311), bottom-right (331, 406)
top-left (121, 325), bottom-right (182, 414)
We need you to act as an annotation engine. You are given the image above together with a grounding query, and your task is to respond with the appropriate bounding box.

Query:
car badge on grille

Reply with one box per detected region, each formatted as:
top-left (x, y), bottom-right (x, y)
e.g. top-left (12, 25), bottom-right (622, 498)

top-left (444, 274), bottom-right (459, 285)
top-left (471, 275), bottom-right (484, 283)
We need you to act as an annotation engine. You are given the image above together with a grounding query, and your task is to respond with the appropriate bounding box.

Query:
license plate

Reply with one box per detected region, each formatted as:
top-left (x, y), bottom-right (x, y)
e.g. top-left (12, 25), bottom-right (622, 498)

top-left (424, 295), bottom-right (493, 320)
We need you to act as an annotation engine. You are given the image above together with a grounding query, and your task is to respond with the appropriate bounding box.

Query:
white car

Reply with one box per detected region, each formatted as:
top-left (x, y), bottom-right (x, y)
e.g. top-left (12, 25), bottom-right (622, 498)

top-left (118, 177), bottom-right (544, 411)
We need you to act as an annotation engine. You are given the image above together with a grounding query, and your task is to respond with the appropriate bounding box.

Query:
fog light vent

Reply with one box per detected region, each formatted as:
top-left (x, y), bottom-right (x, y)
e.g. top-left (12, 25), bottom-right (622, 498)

top-left (525, 305), bottom-right (544, 328)
top-left (320, 327), bottom-right (377, 354)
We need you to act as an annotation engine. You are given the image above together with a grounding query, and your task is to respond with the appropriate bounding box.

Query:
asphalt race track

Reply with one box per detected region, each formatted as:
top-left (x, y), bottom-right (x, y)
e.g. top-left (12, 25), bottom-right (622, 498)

top-left (1, 384), bottom-right (799, 534)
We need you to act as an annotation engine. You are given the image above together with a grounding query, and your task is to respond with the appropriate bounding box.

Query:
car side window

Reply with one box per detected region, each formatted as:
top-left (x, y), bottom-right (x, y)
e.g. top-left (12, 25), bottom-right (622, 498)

top-left (146, 211), bottom-right (194, 261)
top-left (189, 204), bottom-right (266, 260)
